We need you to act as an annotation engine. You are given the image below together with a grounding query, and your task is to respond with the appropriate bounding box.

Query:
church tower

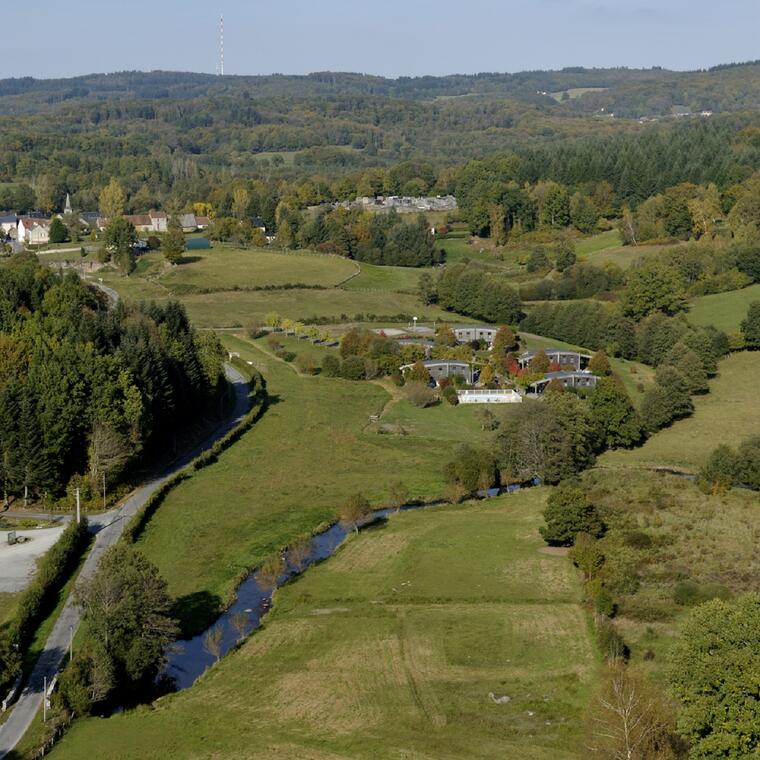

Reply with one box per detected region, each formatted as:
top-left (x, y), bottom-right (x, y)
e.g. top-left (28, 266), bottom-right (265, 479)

top-left (64, 193), bottom-right (73, 216)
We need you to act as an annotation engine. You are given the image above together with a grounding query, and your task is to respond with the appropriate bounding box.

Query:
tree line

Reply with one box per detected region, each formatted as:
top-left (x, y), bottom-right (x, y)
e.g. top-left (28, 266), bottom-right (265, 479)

top-left (0, 254), bottom-right (225, 503)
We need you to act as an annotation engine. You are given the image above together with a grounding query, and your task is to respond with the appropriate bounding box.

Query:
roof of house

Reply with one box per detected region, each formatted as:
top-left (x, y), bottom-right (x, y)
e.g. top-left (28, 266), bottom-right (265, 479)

top-left (453, 324), bottom-right (499, 331)
top-left (252, 216), bottom-right (266, 228)
top-left (0, 214), bottom-right (17, 224)
top-left (520, 348), bottom-right (592, 359)
top-left (178, 214), bottom-right (198, 228)
top-left (149, 210), bottom-right (167, 220)
top-left (422, 360), bottom-right (470, 368)
top-left (124, 214), bottom-right (152, 227)
top-left (196, 216), bottom-right (210, 226)
top-left (20, 217), bottom-right (51, 227)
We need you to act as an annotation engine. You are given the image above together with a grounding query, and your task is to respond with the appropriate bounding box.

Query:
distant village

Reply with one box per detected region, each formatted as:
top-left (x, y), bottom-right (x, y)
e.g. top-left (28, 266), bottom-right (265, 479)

top-left (309, 194), bottom-right (457, 216)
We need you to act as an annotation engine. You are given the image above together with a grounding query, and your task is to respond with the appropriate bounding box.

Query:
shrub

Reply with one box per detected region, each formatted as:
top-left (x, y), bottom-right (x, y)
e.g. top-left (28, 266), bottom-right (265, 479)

top-left (294, 353), bottom-right (318, 375)
top-left (340, 355), bottom-right (366, 381)
top-left (321, 354), bottom-right (341, 377)
top-left (541, 484), bottom-right (605, 546)
top-left (623, 530), bottom-right (653, 550)
top-left (595, 617), bottom-right (630, 661)
top-left (673, 580), bottom-right (732, 607)
top-left (404, 382), bottom-right (437, 408)
top-left (441, 384), bottom-right (459, 405)
top-left (443, 444), bottom-right (497, 493)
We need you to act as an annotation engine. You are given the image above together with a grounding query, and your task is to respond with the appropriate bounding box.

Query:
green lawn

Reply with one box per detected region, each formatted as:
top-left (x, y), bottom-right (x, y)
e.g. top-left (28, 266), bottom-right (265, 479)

top-left (135, 334), bottom-right (479, 633)
top-left (688, 284), bottom-right (760, 334)
top-left (48, 491), bottom-right (594, 760)
top-left (341, 262), bottom-right (424, 292)
top-left (574, 229), bottom-right (622, 256)
top-left (520, 332), bottom-right (654, 407)
top-left (600, 351), bottom-right (760, 471)
top-left (160, 248), bottom-right (359, 295)
top-left (581, 242), bottom-right (673, 270)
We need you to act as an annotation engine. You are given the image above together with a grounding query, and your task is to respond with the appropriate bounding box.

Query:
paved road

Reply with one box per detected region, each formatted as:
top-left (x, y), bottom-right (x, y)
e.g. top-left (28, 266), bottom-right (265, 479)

top-left (0, 364), bottom-right (250, 758)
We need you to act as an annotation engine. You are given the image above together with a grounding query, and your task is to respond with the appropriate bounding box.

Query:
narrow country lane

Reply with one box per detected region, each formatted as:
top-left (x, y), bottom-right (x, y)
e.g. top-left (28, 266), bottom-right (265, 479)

top-left (0, 364), bottom-right (250, 758)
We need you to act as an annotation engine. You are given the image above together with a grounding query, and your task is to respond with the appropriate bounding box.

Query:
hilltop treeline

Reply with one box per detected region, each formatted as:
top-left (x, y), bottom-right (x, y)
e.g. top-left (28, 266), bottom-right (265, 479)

top-left (0, 254), bottom-right (225, 501)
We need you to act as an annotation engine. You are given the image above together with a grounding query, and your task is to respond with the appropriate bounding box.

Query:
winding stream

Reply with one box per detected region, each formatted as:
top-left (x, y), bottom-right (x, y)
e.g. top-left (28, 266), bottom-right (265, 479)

top-left (165, 482), bottom-right (538, 690)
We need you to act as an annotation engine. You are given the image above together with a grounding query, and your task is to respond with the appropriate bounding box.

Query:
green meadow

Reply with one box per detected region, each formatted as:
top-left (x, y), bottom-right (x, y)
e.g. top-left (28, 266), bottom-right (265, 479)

top-left (688, 283), bottom-right (760, 334)
top-left (600, 351), bottom-right (760, 471)
top-left (48, 491), bottom-right (594, 760)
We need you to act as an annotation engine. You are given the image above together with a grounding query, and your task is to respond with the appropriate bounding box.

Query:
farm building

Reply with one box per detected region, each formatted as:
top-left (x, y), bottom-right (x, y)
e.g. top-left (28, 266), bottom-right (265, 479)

top-left (457, 389), bottom-right (522, 404)
top-left (453, 325), bottom-right (500, 346)
top-left (528, 371), bottom-right (599, 395)
top-left (518, 349), bottom-right (592, 371)
top-left (400, 360), bottom-right (473, 386)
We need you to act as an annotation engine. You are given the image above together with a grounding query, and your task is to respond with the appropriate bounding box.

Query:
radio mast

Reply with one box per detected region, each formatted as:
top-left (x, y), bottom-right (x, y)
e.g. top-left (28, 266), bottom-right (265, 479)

top-left (217, 14), bottom-right (224, 76)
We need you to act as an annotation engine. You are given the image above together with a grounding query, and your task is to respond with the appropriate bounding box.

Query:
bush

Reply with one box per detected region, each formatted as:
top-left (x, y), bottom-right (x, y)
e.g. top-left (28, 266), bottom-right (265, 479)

top-left (405, 382), bottom-right (437, 408)
top-left (441, 384), bottom-right (459, 405)
top-left (673, 580), bottom-right (732, 607)
top-left (540, 484), bottom-right (605, 546)
top-left (340, 355), bottom-right (366, 381)
top-left (623, 530), bottom-right (653, 550)
top-left (595, 617), bottom-right (630, 661)
top-left (294, 353), bottom-right (319, 375)
top-left (322, 354), bottom-right (341, 377)
top-left (443, 444), bottom-right (497, 494)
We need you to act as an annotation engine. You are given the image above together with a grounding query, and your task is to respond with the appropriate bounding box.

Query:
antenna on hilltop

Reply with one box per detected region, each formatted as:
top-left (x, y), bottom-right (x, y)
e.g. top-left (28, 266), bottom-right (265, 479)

top-left (217, 14), bottom-right (224, 76)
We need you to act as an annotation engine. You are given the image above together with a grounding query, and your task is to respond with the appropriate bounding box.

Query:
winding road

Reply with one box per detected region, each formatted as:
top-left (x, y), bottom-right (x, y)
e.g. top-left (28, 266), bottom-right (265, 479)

top-left (0, 364), bottom-right (250, 758)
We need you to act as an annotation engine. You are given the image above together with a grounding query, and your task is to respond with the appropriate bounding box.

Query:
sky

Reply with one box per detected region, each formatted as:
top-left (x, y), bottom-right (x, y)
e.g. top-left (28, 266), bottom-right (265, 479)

top-left (3, 0), bottom-right (760, 79)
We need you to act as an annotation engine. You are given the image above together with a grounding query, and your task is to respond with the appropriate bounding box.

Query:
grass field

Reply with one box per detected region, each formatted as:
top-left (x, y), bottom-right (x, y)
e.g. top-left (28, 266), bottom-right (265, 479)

top-left (520, 332), bottom-right (654, 406)
top-left (600, 351), bottom-right (760, 471)
top-left (580, 242), bottom-right (672, 270)
top-left (160, 248), bottom-right (359, 294)
top-left (135, 334), bottom-right (484, 633)
top-left (341, 262), bottom-right (423, 292)
top-left (688, 283), bottom-right (760, 334)
top-left (574, 229), bottom-right (622, 256)
top-left (582, 468), bottom-right (760, 681)
top-left (48, 491), bottom-right (595, 760)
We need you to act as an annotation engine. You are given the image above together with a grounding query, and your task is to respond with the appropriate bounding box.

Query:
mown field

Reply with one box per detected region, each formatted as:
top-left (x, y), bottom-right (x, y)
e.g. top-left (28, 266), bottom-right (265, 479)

top-left (94, 248), bottom-right (461, 327)
top-left (688, 283), bottom-right (760, 334)
top-left (48, 491), bottom-right (595, 760)
top-left (600, 351), bottom-right (760, 471)
top-left (159, 248), bottom-right (360, 294)
top-left (135, 333), bottom-right (486, 633)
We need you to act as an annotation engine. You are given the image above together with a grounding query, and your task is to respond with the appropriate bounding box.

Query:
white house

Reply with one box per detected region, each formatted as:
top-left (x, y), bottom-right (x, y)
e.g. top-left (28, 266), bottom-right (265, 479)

top-left (18, 217), bottom-right (51, 245)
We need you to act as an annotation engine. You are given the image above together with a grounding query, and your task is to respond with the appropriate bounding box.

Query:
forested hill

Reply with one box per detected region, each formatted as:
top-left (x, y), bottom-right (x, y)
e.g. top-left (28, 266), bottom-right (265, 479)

top-left (3, 62), bottom-right (760, 117)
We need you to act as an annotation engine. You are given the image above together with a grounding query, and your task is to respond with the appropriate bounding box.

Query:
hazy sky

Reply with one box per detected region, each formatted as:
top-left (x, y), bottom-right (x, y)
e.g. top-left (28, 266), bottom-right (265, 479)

top-left (4, 0), bottom-right (759, 79)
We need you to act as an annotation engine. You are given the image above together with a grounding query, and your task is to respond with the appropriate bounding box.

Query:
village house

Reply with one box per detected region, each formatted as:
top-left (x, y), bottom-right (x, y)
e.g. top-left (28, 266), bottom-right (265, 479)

top-left (400, 360), bottom-right (473, 386)
top-left (17, 217), bottom-right (52, 245)
top-left (528, 370), bottom-right (599, 395)
top-left (0, 213), bottom-right (17, 237)
top-left (518, 349), bottom-right (592, 371)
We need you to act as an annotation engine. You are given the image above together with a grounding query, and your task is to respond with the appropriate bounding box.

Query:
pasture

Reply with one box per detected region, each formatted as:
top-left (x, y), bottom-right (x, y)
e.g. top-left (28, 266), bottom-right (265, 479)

top-left (134, 334), bottom-right (476, 633)
top-left (48, 491), bottom-right (595, 760)
top-left (688, 283), bottom-right (760, 334)
top-left (159, 248), bottom-right (359, 294)
top-left (600, 351), bottom-right (760, 471)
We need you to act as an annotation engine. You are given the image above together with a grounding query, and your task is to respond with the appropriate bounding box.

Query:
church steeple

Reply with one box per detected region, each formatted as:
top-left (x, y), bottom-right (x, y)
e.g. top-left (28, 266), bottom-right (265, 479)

top-left (64, 193), bottom-right (72, 215)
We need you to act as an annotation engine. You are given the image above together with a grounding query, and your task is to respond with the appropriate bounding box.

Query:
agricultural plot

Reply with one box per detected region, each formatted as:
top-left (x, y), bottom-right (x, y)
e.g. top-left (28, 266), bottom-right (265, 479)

top-left (134, 335), bottom-right (473, 633)
top-left (48, 492), bottom-right (594, 760)
top-left (341, 262), bottom-right (423, 292)
top-left (159, 248), bottom-right (359, 294)
top-left (600, 351), bottom-right (760, 471)
top-left (580, 242), bottom-right (672, 270)
top-left (688, 283), bottom-right (760, 334)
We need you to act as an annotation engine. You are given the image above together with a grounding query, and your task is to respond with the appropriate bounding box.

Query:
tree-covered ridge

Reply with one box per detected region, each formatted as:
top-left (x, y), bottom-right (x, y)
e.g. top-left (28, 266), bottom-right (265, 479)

top-left (5, 64), bottom-right (760, 116)
top-left (0, 254), bottom-right (225, 501)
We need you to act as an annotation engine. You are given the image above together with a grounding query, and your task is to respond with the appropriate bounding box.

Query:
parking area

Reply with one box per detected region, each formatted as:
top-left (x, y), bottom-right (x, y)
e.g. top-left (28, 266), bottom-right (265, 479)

top-left (0, 527), bottom-right (65, 592)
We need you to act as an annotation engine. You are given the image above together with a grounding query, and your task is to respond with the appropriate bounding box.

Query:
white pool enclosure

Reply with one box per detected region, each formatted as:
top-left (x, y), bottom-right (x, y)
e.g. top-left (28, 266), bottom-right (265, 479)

top-left (456, 389), bottom-right (523, 404)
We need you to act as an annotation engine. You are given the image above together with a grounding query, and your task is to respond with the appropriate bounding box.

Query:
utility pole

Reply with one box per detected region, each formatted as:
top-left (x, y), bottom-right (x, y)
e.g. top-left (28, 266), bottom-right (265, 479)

top-left (102, 472), bottom-right (106, 511)
top-left (69, 624), bottom-right (73, 662)
top-left (43, 676), bottom-right (47, 722)
top-left (75, 487), bottom-right (81, 524)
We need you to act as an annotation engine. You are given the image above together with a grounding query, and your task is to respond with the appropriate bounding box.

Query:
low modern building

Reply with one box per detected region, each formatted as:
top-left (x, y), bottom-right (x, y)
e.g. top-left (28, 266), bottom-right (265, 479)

top-left (400, 360), bottom-right (473, 386)
top-left (453, 325), bottom-right (500, 346)
top-left (518, 349), bottom-right (592, 371)
top-left (457, 389), bottom-right (522, 404)
top-left (528, 371), bottom-right (599, 395)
